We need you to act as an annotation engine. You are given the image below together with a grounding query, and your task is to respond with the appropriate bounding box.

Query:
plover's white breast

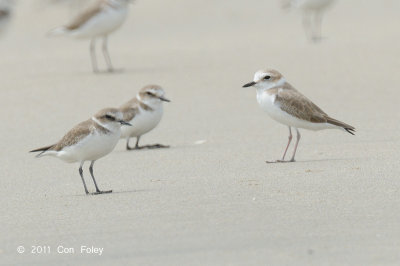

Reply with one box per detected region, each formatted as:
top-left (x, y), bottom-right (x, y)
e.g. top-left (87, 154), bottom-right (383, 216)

top-left (121, 105), bottom-right (163, 138)
top-left (57, 129), bottom-right (121, 163)
top-left (70, 5), bottom-right (128, 38)
top-left (257, 89), bottom-right (335, 131)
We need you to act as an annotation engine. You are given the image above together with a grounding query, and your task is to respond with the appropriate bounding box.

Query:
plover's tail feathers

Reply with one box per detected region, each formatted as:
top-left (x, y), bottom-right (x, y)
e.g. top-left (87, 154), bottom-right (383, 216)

top-left (344, 128), bottom-right (356, 135)
top-left (47, 26), bottom-right (68, 37)
top-left (326, 117), bottom-right (355, 135)
top-left (30, 144), bottom-right (56, 157)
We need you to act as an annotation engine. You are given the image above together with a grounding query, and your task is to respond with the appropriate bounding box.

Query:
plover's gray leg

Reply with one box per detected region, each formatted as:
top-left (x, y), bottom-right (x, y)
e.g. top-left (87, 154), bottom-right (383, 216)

top-left (89, 161), bottom-right (112, 194)
top-left (128, 136), bottom-right (142, 150)
top-left (90, 38), bottom-right (99, 73)
top-left (102, 35), bottom-right (114, 72)
top-left (79, 162), bottom-right (89, 195)
top-left (127, 136), bottom-right (170, 150)
top-left (127, 136), bottom-right (147, 150)
top-left (135, 136), bottom-right (141, 149)
top-left (289, 128), bottom-right (301, 162)
top-left (126, 137), bottom-right (135, 150)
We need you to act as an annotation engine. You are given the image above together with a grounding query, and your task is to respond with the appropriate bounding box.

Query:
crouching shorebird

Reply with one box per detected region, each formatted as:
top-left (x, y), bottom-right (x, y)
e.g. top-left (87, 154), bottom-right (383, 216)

top-left (119, 85), bottom-right (170, 150)
top-left (30, 108), bottom-right (131, 195)
top-left (243, 69), bottom-right (355, 163)
top-left (48, 0), bottom-right (130, 73)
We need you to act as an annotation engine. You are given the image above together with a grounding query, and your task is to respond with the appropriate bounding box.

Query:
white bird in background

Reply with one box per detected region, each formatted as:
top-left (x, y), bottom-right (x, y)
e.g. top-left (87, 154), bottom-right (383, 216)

top-left (119, 85), bottom-right (170, 150)
top-left (0, 0), bottom-right (13, 37)
top-left (282, 0), bottom-right (335, 42)
top-left (49, 0), bottom-right (130, 73)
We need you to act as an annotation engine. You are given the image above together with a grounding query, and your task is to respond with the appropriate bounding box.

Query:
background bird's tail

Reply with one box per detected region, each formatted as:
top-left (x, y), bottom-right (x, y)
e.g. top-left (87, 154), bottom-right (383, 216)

top-left (30, 144), bottom-right (55, 157)
top-left (326, 117), bottom-right (355, 135)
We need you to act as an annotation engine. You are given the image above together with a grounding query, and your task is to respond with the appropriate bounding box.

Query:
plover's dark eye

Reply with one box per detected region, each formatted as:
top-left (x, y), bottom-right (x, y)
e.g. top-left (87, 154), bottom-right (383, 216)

top-left (146, 92), bottom-right (153, 96)
top-left (264, 76), bottom-right (271, 80)
top-left (105, 114), bottom-right (115, 121)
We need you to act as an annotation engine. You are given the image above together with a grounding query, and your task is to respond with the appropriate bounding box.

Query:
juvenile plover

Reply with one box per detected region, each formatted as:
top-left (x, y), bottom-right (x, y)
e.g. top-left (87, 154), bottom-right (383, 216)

top-left (282, 0), bottom-right (335, 42)
top-left (243, 69), bottom-right (355, 163)
top-left (49, 0), bottom-right (130, 72)
top-left (30, 108), bottom-right (131, 195)
top-left (119, 85), bottom-right (170, 150)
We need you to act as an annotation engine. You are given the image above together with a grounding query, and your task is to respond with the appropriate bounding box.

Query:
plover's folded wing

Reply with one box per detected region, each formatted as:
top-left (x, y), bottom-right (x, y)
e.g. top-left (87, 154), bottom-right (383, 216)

top-left (276, 86), bottom-right (355, 134)
top-left (29, 120), bottom-right (92, 157)
top-left (276, 87), bottom-right (328, 123)
top-left (65, 2), bottom-right (103, 31)
top-left (52, 119), bottom-right (94, 151)
top-left (120, 99), bottom-right (139, 122)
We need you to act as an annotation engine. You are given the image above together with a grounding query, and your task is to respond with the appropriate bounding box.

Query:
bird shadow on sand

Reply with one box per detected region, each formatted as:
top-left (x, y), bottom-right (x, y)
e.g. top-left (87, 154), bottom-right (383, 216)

top-left (296, 158), bottom-right (348, 163)
top-left (309, 36), bottom-right (329, 44)
top-left (269, 157), bottom-right (362, 164)
top-left (113, 141), bottom-right (209, 154)
top-left (111, 189), bottom-right (156, 195)
top-left (68, 189), bottom-right (154, 198)
top-left (114, 146), bottom-right (171, 154)
top-left (94, 68), bottom-right (125, 75)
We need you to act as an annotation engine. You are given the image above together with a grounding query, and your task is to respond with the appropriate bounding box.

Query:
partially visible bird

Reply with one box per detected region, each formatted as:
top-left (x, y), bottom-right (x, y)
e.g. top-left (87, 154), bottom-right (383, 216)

top-left (48, 0), bottom-right (130, 72)
top-left (281, 0), bottom-right (335, 42)
top-left (119, 85), bottom-right (170, 150)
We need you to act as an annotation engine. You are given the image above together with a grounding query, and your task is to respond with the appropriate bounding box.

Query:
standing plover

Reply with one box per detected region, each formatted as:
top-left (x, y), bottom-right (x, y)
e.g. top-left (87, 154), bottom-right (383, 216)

top-left (282, 0), bottom-right (335, 41)
top-left (49, 0), bottom-right (130, 72)
top-left (243, 69), bottom-right (355, 163)
top-left (30, 108), bottom-right (131, 195)
top-left (0, 0), bottom-right (13, 36)
top-left (120, 85), bottom-right (170, 150)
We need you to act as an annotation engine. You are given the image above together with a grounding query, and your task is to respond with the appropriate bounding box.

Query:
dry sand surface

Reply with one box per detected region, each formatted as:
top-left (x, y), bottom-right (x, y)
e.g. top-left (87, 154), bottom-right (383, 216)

top-left (1, 0), bottom-right (400, 265)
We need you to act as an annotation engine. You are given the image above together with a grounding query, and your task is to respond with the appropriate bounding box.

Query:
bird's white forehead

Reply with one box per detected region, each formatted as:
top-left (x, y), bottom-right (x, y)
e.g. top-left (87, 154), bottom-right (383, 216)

top-left (254, 70), bottom-right (270, 82)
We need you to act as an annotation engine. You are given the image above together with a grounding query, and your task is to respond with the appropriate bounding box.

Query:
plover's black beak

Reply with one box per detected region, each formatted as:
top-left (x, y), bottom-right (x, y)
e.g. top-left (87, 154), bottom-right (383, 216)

top-left (159, 96), bottom-right (171, 102)
top-left (242, 81), bottom-right (256, 88)
top-left (119, 120), bottom-right (132, 126)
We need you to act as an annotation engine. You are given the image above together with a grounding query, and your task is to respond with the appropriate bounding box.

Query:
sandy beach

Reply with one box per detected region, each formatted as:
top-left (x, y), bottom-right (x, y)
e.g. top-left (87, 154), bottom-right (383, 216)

top-left (1, 0), bottom-right (400, 265)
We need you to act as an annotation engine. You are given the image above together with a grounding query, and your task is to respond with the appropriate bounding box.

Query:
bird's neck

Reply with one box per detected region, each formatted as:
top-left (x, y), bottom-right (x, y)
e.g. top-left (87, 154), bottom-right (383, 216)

top-left (256, 78), bottom-right (286, 94)
top-left (136, 95), bottom-right (162, 111)
top-left (92, 117), bottom-right (119, 133)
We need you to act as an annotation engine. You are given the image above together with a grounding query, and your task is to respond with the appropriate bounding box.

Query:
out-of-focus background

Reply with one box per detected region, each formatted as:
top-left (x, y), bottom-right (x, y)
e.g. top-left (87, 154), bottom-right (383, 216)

top-left (1, 0), bottom-right (400, 265)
